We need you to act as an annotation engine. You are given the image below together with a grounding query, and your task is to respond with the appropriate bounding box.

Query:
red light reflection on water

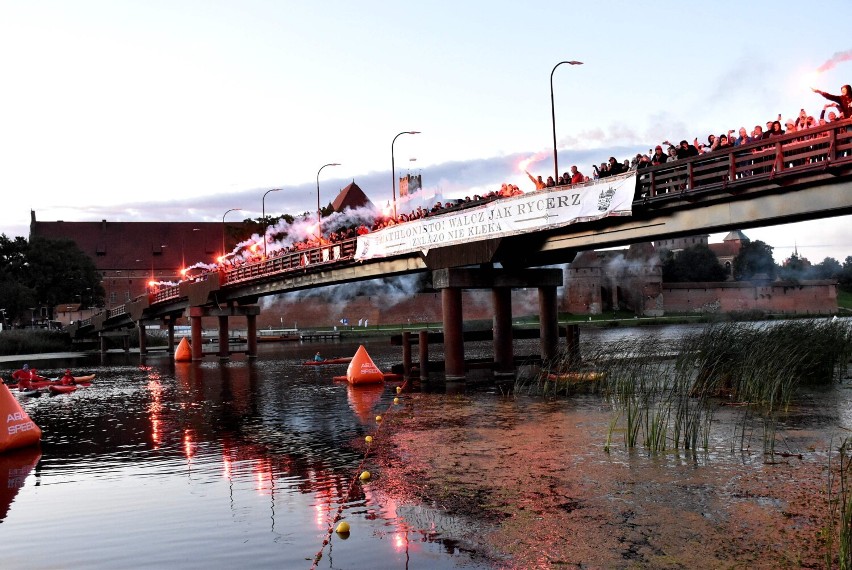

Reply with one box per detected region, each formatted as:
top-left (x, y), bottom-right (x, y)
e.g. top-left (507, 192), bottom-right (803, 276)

top-left (183, 429), bottom-right (196, 459)
top-left (146, 372), bottom-right (163, 448)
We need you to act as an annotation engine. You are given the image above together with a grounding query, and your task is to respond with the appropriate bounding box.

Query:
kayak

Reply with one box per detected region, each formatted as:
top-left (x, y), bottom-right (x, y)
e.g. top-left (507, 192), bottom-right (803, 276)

top-left (302, 357), bottom-right (353, 366)
top-left (16, 388), bottom-right (41, 397)
top-left (48, 384), bottom-right (78, 394)
top-left (7, 379), bottom-right (54, 390)
top-left (50, 374), bottom-right (96, 383)
top-left (546, 371), bottom-right (606, 383)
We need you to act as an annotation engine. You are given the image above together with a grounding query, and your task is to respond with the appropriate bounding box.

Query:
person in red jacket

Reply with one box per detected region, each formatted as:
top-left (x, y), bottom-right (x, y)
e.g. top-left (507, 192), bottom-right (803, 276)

top-left (59, 369), bottom-right (76, 386)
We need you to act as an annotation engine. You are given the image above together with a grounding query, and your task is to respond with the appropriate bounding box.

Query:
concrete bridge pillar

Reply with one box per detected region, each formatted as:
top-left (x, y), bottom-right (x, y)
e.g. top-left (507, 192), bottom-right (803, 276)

top-left (441, 287), bottom-right (465, 380)
top-left (138, 321), bottom-right (147, 355)
top-left (99, 335), bottom-right (107, 354)
top-left (190, 308), bottom-right (204, 361)
top-left (565, 324), bottom-right (580, 366)
top-left (539, 285), bottom-right (559, 362)
top-left (418, 330), bottom-right (429, 382)
top-left (402, 331), bottom-right (412, 378)
top-left (492, 287), bottom-right (513, 372)
top-left (167, 320), bottom-right (175, 354)
top-left (218, 315), bottom-right (229, 360)
top-left (246, 313), bottom-right (257, 358)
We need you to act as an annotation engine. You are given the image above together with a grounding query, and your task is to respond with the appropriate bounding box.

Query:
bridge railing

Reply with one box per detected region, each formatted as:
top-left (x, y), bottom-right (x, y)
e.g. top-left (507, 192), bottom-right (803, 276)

top-left (637, 120), bottom-right (852, 199)
top-left (221, 238), bottom-right (359, 286)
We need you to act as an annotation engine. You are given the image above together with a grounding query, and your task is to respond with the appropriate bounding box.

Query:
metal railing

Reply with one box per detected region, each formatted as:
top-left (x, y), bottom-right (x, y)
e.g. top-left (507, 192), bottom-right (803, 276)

top-left (636, 120), bottom-right (852, 199)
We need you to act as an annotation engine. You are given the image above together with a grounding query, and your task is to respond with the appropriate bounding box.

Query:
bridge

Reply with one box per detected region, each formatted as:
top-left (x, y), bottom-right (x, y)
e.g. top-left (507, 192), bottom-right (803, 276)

top-left (68, 120), bottom-right (852, 378)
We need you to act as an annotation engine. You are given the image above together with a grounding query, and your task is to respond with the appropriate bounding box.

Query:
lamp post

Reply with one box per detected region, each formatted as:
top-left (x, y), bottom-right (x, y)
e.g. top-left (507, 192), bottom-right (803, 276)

top-left (550, 60), bottom-right (583, 184)
top-left (261, 188), bottom-right (281, 259)
top-left (221, 208), bottom-right (242, 258)
top-left (316, 163), bottom-right (340, 239)
top-left (391, 131), bottom-right (420, 219)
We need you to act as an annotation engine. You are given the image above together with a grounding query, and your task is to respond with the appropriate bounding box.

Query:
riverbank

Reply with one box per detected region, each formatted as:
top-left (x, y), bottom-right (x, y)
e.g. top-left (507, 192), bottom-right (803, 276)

top-left (365, 389), bottom-right (836, 568)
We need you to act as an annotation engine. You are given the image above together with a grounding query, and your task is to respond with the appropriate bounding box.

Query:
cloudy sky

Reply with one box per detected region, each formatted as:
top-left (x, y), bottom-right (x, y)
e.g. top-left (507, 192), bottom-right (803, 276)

top-left (1, 1), bottom-right (851, 264)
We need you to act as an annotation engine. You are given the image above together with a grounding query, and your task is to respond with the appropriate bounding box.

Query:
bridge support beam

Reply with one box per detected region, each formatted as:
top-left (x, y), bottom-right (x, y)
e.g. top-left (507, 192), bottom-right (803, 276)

top-left (492, 288), bottom-right (513, 373)
top-left (442, 288), bottom-right (465, 380)
top-left (138, 321), bottom-right (147, 356)
top-left (218, 315), bottom-right (229, 360)
top-left (565, 323), bottom-right (580, 366)
top-left (402, 332), bottom-right (412, 378)
top-left (419, 330), bottom-right (429, 382)
top-left (246, 313), bottom-right (257, 358)
top-left (433, 267), bottom-right (563, 381)
top-left (190, 310), bottom-right (204, 361)
top-left (167, 319), bottom-right (175, 354)
top-left (539, 286), bottom-right (559, 362)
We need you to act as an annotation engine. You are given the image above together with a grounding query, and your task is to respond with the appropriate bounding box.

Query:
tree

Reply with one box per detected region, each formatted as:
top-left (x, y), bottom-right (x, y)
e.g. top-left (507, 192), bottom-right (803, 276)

top-left (732, 240), bottom-right (776, 281)
top-left (838, 256), bottom-right (852, 292)
top-left (777, 253), bottom-right (813, 281)
top-left (813, 257), bottom-right (842, 280)
top-left (23, 237), bottom-right (104, 319)
top-left (661, 244), bottom-right (727, 283)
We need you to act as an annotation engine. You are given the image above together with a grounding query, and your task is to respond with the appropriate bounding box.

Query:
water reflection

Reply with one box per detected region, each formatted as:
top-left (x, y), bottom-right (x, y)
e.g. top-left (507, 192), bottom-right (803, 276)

top-left (0, 446), bottom-right (41, 522)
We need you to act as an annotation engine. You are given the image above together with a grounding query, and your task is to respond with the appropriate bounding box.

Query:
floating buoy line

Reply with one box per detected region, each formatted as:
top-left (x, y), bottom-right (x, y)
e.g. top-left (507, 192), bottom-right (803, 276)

top-left (310, 381), bottom-right (408, 568)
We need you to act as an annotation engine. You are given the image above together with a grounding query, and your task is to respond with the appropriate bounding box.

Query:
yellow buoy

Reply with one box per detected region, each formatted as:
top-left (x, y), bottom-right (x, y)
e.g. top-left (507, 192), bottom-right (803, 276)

top-left (365, 435), bottom-right (373, 444)
top-left (375, 415), bottom-right (382, 423)
top-left (359, 470), bottom-right (371, 482)
top-left (396, 386), bottom-right (402, 394)
top-left (336, 521), bottom-right (350, 534)
top-left (393, 397), bottom-right (399, 405)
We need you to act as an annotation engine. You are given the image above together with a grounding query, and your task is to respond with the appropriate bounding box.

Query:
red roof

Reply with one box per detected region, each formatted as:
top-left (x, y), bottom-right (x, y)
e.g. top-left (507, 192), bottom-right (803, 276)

top-left (331, 181), bottom-right (373, 212)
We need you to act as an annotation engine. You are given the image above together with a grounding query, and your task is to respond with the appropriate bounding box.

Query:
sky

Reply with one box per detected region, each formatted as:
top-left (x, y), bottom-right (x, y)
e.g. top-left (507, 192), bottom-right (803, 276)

top-left (1, 0), bottom-right (851, 264)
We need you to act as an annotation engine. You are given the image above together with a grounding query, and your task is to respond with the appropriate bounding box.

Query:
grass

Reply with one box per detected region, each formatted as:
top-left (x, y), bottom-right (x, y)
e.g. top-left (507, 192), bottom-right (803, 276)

top-left (518, 318), bottom-right (852, 459)
top-left (0, 329), bottom-right (71, 356)
top-left (838, 288), bottom-right (852, 311)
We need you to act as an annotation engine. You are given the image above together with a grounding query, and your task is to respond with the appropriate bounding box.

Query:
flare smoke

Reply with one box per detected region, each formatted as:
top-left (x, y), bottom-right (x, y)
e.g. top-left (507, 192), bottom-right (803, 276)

top-left (816, 49), bottom-right (852, 73)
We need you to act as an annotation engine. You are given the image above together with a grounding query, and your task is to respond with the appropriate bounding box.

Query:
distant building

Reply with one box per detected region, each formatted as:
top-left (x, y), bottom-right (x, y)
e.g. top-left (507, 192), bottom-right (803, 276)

top-left (398, 173), bottom-right (421, 197)
top-left (29, 211), bottom-right (241, 309)
top-left (331, 181), bottom-right (374, 212)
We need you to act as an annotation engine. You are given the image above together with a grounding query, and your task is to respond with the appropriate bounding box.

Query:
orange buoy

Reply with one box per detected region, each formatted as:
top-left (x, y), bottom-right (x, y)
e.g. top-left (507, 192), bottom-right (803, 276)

top-left (174, 337), bottom-right (192, 362)
top-left (346, 345), bottom-right (384, 385)
top-left (0, 384), bottom-right (42, 453)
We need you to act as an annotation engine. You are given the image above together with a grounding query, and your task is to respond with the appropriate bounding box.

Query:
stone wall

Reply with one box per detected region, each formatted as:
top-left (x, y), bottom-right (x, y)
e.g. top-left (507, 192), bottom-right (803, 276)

top-left (662, 280), bottom-right (837, 315)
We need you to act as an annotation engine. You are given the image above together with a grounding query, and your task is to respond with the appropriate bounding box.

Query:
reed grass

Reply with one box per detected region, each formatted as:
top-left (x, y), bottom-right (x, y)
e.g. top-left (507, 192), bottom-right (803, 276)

top-left (0, 329), bottom-right (71, 356)
top-left (518, 318), bottom-right (852, 459)
top-left (826, 437), bottom-right (852, 569)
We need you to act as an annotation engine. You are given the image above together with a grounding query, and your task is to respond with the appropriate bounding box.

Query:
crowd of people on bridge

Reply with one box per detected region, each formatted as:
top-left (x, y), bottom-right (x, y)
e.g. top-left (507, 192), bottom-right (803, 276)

top-left (171, 83), bottom-right (850, 285)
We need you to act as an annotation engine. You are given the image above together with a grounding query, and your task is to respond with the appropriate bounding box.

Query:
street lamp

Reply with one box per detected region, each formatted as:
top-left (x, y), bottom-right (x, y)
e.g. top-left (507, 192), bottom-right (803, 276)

top-left (262, 188), bottom-right (281, 259)
top-left (550, 60), bottom-right (583, 184)
top-left (391, 131), bottom-right (420, 219)
top-left (221, 208), bottom-right (242, 258)
top-left (316, 163), bottom-right (340, 239)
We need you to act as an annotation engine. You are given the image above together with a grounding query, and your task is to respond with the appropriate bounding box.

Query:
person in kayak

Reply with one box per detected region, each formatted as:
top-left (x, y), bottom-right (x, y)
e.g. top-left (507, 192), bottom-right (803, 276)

top-left (11, 364), bottom-right (32, 384)
top-left (59, 369), bottom-right (76, 386)
top-left (313, 352), bottom-right (324, 362)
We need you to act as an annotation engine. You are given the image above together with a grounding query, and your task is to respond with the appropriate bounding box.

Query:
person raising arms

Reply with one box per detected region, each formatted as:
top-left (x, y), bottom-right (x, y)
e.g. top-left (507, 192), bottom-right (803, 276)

top-left (812, 84), bottom-right (851, 119)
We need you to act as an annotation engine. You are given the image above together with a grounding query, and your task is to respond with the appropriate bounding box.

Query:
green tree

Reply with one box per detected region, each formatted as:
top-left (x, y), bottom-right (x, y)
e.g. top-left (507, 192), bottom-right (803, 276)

top-left (777, 253), bottom-right (813, 281)
top-left (838, 256), bottom-right (852, 292)
top-left (661, 244), bottom-right (727, 283)
top-left (813, 257), bottom-right (842, 280)
top-left (24, 237), bottom-right (104, 318)
top-left (732, 240), bottom-right (776, 281)
top-left (0, 234), bottom-right (37, 325)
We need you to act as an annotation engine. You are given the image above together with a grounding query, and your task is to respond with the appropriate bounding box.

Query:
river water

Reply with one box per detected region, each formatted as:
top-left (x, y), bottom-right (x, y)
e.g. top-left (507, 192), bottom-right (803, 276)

top-left (0, 324), bottom-right (849, 568)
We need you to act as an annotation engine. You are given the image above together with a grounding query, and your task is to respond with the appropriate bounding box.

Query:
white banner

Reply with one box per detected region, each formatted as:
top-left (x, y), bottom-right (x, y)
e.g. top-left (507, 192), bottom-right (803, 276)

top-left (354, 173), bottom-right (636, 260)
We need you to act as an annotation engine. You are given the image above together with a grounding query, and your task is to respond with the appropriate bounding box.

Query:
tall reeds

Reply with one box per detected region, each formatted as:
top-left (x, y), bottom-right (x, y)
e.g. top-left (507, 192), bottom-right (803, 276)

top-left (519, 318), bottom-right (852, 459)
